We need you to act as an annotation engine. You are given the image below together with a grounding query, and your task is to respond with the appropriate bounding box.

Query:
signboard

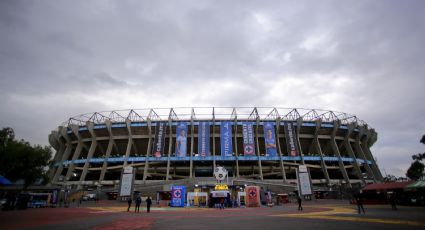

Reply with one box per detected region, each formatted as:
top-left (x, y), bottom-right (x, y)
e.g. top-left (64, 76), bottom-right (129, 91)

top-left (119, 173), bottom-right (133, 196)
top-left (298, 166), bottom-right (312, 195)
top-left (171, 186), bottom-right (186, 207)
top-left (263, 122), bottom-right (277, 156)
top-left (152, 122), bottom-right (166, 157)
top-left (214, 184), bottom-right (229, 191)
top-left (284, 122), bottom-right (299, 156)
top-left (176, 123), bottom-right (188, 157)
top-left (198, 122), bottom-right (210, 157)
top-left (242, 122), bottom-right (255, 156)
top-left (245, 186), bottom-right (260, 207)
top-left (221, 122), bottom-right (233, 157)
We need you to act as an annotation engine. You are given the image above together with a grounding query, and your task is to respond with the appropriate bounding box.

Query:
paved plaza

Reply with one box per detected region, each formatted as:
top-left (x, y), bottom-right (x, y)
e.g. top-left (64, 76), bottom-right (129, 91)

top-left (1, 200), bottom-right (424, 230)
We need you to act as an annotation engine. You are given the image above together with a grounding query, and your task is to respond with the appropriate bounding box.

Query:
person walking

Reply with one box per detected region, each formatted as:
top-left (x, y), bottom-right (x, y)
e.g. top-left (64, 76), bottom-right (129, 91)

top-left (127, 197), bottom-right (132, 212)
top-left (146, 196), bottom-right (152, 213)
top-left (297, 195), bottom-right (303, 211)
top-left (355, 192), bottom-right (365, 214)
top-left (135, 196), bottom-right (141, 213)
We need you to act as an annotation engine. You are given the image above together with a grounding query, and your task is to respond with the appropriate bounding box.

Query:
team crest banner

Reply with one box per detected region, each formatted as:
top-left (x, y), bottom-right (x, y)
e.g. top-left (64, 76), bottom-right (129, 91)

top-left (171, 186), bottom-right (186, 207)
top-left (198, 122), bottom-right (210, 157)
top-left (263, 122), bottom-right (277, 157)
top-left (245, 186), bottom-right (260, 207)
top-left (242, 122), bottom-right (255, 156)
top-left (284, 122), bottom-right (299, 156)
top-left (152, 122), bottom-right (166, 157)
top-left (176, 123), bottom-right (188, 157)
top-left (220, 122), bottom-right (233, 157)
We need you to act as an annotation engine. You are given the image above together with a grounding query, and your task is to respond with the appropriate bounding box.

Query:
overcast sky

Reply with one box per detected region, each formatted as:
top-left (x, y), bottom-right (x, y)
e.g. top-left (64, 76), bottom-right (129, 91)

top-left (1, 0), bottom-right (424, 177)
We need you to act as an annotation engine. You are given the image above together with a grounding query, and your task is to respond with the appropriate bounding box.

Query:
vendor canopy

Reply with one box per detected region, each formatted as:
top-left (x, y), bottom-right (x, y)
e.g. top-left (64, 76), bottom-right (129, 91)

top-left (362, 181), bottom-right (414, 191)
top-left (406, 180), bottom-right (425, 189)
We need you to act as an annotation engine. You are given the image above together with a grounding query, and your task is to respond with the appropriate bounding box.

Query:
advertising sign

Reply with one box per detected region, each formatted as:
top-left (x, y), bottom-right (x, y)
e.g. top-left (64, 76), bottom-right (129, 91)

top-left (171, 186), bottom-right (186, 207)
top-left (263, 122), bottom-right (277, 156)
top-left (298, 166), bottom-right (312, 195)
top-left (220, 122), bottom-right (233, 157)
top-left (284, 122), bottom-right (299, 156)
top-left (242, 122), bottom-right (255, 156)
top-left (198, 122), bottom-right (210, 157)
top-left (245, 186), bottom-right (260, 207)
top-left (119, 173), bottom-right (133, 196)
top-left (176, 123), bottom-right (188, 157)
top-left (152, 122), bottom-right (166, 158)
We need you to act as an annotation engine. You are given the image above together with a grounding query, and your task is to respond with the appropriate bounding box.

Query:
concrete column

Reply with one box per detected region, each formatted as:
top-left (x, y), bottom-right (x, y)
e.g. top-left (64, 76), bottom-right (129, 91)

top-left (166, 118), bottom-right (172, 181)
top-left (65, 125), bottom-right (84, 182)
top-left (99, 119), bottom-right (114, 182)
top-left (234, 117), bottom-right (240, 178)
top-left (296, 118), bottom-right (305, 165)
top-left (189, 118), bottom-right (194, 178)
top-left (361, 127), bottom-right (383, 181)
top-left (345, 124), bottom-right (364, 182)
top-left (143, 120), bottom-right (153, 182)
top-left (330, 121), bottom-right (351, 186)
top-left (354, 128), bottom-right (376, 181)
top-left (276, 118), bottom-right (287, 183)
top-left (52, 126), bottom-right (73, 184)
top-left (48, 130), bottom-right (65, 183)
top-left (255, 118), bottom-right (263, 180)
top-left (313, 120), bottom-right (330, 185)
top-left (79, 122), bottom-right (98, 182)
top-left (123, 119), bottom-right (133, 166)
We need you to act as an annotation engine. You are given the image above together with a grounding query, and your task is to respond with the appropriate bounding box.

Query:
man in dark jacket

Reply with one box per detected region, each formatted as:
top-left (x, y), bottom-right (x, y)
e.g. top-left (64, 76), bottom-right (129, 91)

top-left (127, 197), bottom-right (132, 212)
top-left (146, 197), bottom-right (152, 213)
top-left (135, 196), bottom-right (141, 213)
top-left (297, 196), bottom-right (303, 211)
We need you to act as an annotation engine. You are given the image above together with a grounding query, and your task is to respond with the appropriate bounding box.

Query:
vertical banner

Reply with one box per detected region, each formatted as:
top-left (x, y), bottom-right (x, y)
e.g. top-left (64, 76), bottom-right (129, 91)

top-left (220, 121), bottom-right (233, 157)
top-left (284, 122), bottom-right (299, 157)
top-left (198, 122), bottom-right (210, 157)
top-left (298, 165), bottom-right (312, 195)
top-left (263, 122), bottom-right (277, 157)
top-left (245, 186), bottom-right (260, 207)
top-left (171, 186), bottom-right (186, 207)
top-left (242, 122), bottom-right (255, 156)
top-left (176, 123), bottom-right (188, 157)
top-left (152, 122), bottom-right (166, 158)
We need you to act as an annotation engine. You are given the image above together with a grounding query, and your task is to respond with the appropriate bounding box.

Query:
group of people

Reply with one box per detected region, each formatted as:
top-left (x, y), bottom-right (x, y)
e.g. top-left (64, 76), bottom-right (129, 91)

top-left (127, 196), bottom-right (152, 213)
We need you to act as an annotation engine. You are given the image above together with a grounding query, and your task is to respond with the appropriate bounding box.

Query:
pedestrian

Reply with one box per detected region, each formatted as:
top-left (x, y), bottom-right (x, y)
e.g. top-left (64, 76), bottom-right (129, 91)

top-left (135, 196), bottom-right (141, 213)
top-left (297, 195), bottom-right (303, 211)
top-left (355, 192), bottom-right (365, 214)
top-left (389, 193), bottom-right (397, 211)
top-left (146, 196), bottom-right (152, 213)
top-left (127, 196), bottom-right (132, 212)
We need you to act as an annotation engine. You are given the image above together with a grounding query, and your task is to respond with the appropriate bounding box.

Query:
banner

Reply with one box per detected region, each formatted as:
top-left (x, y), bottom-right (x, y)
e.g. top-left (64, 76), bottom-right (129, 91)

top-left (171, 186), bottom-right (186, 207)
top-left (152, 122), bottom-right (166, 158)
top-left (220, 122), bottom-right (233, 157)
top-left (284, 122), bottom-right (299, 157)
top-left (119, 173), bottom-right (133, 196)
top-left (176, 123), bottom-right (188, 157)
top-left (263, 122), bottom-right (277, 156)
top-left (242, 122), bottom-right (255, 156)
top-left (198, 122), bottom-right (210, 157)
top-left (298, 166), bottom-right (312, 195)
top-left (245, 186), bottom-right (260, 207)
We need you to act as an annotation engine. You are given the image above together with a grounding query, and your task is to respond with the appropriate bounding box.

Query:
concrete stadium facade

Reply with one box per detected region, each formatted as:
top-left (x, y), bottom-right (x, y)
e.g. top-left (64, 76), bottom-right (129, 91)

top-left (48, 107), bottom-right (383, 190)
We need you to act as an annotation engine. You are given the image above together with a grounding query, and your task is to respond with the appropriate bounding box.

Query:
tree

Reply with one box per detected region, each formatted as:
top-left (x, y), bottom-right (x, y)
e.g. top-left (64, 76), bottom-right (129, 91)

top-left (406, 135), bottom-right (425, 180)
top-left (406, 161), bottom-right (424, 180)
top-left (0, 127), bottom-right (52, 188)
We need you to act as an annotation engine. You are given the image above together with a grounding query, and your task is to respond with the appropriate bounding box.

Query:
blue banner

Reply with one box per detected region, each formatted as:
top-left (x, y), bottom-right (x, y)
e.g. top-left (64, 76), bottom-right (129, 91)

top-left (242, 122), bottom-right (255, 156)
top-left (221, 121), bottom-right (233, 157)
top-left (198, 122), bottom-right (210, 157)
top-left (263, 122), bottom-right (277, 156)
top-left (152, 122), bottom-right (166, 157)
top-left (175, 123), bottom-right (188, 157)
top-left (171, 186), bottom-right (186, 207)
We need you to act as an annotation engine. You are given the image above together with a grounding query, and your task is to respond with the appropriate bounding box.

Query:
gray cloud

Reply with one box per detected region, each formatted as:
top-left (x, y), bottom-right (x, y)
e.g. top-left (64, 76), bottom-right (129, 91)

top-left (1, 0), bottom-right (424, 177)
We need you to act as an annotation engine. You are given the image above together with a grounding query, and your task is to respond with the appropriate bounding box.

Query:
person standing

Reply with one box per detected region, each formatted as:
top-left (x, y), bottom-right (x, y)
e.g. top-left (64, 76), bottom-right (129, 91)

top-left (127, 197), bottom-right (132, 212)
top-left (135, 196), bottom-right (141, 213)
top-left (355, 192), bottom-right (365, 214)
top-left (297, 195), bottom-right (303, 211)
top-left (146, 196), bottom-right (152, 213)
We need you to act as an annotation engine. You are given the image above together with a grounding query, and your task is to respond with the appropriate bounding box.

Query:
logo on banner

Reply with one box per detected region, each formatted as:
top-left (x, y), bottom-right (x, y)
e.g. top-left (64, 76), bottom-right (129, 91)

top-left (171, 186), bottom-right (186, 207)
top-left (242, 122), bottom-right (255, 156)
top-left (173, 189), bottom-right (182, 198)
top-left (248, 188), bottom-right (257, 198)
top-left (214, 166), bottom-right (228, 181)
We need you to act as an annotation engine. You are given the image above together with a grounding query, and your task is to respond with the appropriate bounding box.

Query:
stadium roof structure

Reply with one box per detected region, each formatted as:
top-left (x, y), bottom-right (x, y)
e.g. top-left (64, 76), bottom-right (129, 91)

top-left (65, 107), bottom-right (369, 127)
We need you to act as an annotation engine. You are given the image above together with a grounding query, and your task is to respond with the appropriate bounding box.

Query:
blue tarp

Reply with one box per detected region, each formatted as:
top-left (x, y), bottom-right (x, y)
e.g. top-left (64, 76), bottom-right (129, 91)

top-left (0, 175), bottom-right (12, 185)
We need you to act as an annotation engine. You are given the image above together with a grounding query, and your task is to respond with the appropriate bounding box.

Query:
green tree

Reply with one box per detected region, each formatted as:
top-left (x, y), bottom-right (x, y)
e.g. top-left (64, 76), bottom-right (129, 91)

top-left (406, 135), bottom-right (425, 180)
top-left (0, 127), bottom-right (52, 187)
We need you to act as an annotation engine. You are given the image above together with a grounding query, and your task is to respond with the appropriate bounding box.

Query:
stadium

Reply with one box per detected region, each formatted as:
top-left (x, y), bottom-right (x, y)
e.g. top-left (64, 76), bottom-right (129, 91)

top-left (48, 107), bottom-right (383, 194)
